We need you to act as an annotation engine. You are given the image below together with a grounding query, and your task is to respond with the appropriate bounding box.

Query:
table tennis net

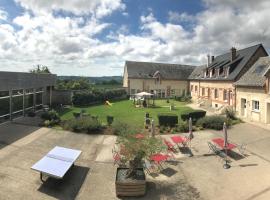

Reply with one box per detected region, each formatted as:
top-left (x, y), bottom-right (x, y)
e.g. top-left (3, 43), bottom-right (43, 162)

top-left (46, 154), bottom-right (74, 163)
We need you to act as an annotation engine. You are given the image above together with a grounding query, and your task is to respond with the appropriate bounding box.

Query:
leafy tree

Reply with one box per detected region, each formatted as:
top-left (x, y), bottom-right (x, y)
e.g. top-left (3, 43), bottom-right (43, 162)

top-left (29, 64), bottom-right (51, 74)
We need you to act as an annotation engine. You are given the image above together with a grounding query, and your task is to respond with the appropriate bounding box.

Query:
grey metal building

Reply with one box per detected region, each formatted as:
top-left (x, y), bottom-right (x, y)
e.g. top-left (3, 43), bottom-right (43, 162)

top-left (0, 71), bottom-right (56, 122)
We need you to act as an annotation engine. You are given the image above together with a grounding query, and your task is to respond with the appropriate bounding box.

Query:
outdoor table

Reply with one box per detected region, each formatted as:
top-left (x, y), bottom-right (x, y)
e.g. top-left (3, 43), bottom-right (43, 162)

top-left (171, 135), bottom-right (187, 147)
top-left (212, 138), bottom-right (237, 150)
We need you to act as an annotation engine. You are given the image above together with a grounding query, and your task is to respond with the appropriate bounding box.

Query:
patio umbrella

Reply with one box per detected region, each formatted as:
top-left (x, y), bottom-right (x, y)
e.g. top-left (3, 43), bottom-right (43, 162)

top-left (150, 119), bottom-right (155, 137)
top-left (223, 122), bottom-right (230, 169)
top-left (188, 117), bottom-right (194, 140)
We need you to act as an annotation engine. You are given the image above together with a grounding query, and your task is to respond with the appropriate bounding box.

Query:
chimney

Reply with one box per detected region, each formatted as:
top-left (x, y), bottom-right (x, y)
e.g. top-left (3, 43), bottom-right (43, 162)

top-left (207, 54), bottom-right (210, 67)
top-left (231, 47), bottom-right (236, 61)
top-left (211, 56), bottom-right (215, 63)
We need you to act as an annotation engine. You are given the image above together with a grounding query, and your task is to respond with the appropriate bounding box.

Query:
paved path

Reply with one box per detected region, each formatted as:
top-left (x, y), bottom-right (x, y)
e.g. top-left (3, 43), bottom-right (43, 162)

top-left (0, 120), bottom-right (270, 200)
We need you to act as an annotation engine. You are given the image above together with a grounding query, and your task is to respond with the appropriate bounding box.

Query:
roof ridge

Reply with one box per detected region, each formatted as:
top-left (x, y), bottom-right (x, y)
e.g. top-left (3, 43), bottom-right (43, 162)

top-left (125, 60), bottom-right (196, 67)
top-left (215, 43), bottom-right (261, 58)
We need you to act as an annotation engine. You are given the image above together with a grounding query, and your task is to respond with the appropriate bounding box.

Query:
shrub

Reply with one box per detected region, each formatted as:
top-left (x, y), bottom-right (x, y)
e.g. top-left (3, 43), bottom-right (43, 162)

top-left (63, 116), bottom-right (102, 133)
top-left (181, 110), bottom-right (206, 122)
top-left (107, 115), bottom-right (114, 126)
top-left (222, 106), bottom-right (237, 120)
top-left (72, 89), bottom-right (127, 106)
top-left (176, 121), bottom-right (189, 133)
top-left (158, 113), bottom-right (178, 127)
top-left (111, 121), bottom-right (138, 135)
top-left (196, 115), bottom-right (231, 130)
top-left (41, 110), bottom-right (60, 121)
top-left (41, 110), bottom-right (60, 126)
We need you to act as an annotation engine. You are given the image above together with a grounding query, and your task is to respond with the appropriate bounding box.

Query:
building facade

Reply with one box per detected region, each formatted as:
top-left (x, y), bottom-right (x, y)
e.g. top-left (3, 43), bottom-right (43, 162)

top-left (235, 57), bottom-right (270, 124)
top-left (189, 44), bottom-right (268, 110)
top-left (0, 71), bottom-right (56, 123)
top-left (123, 61), bottom-right (196, 98)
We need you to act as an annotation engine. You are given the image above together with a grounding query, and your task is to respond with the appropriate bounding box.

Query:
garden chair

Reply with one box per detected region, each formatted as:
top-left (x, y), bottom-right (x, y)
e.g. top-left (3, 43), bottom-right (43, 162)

top-left (208, 142), bottom-right (227, 162)
top-left (164, 139), bottom-right (178, 154)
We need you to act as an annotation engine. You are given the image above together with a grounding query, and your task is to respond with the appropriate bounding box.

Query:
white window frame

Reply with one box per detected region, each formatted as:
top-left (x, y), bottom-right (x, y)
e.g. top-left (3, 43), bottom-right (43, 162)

top-left (252, 100), bottom-right (260, 112)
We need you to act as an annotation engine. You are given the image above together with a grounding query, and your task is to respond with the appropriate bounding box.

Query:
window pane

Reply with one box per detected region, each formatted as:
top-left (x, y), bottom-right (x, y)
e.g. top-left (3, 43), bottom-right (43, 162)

top-left (0, 97), bottom-right (10, 116)
top-left (0, 91), bottom-right (9, 98)
top-left (12, 90), bottom-right (23, 96)
top-left (25, 94), bottom-right (34, 109)
top-left (12, 96), bottom-right (23, 112)
top-left (36, 93), bottom-right (43, 105)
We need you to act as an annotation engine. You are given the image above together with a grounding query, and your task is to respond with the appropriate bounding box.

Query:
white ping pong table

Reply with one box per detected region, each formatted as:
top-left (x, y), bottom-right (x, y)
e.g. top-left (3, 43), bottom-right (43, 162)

top-left (31, 146), bottom-right (82, 182)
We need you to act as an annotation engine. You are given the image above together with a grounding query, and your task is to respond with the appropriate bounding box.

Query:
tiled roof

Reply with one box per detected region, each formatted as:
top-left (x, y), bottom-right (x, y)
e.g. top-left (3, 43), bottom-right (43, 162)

top-left (188, 44), bottom-right (267, 81)
top-left (125, 61), bottom-right (196, 80)
top-left (234, 57), bottom-right (270, 87)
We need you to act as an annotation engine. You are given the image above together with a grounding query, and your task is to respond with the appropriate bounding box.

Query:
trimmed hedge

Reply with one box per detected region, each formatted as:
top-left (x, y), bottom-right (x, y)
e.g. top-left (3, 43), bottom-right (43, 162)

top-left (196, 115), bottom-right (231, 130)
top-left (158, 113), bottom-right (178, 127)
top-left (181, 110), bottom-right (206, 122)
top-left (72, 89), bottom-right (127, 106)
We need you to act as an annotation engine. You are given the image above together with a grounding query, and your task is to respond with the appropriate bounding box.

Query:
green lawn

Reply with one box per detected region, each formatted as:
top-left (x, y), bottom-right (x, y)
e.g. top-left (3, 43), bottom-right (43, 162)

top-left (59, 99), bottom-right (194, 127)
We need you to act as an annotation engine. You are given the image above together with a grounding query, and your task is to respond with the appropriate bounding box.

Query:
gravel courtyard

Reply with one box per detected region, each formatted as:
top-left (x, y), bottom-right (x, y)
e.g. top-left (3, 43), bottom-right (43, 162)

top-left (0, 119), bottom-right (270, 200)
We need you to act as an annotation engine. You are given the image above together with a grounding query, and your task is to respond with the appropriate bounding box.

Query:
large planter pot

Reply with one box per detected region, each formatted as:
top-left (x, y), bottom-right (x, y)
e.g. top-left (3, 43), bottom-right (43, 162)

top-left (115, 167), bottom-right (146, 197)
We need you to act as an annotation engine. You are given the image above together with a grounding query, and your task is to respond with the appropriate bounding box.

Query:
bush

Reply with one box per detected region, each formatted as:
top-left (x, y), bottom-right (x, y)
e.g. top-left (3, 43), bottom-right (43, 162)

top-left (107, 115), bottom-right (114, 126)
top-left (181, 110), bottom-right (206, 122)
top-left (63, 116), bottom-right (102, 133)
top-left (158, 113), bottom-right (178, 127)
top-left (222, 106), bottom-right (237, 120)
top-left (196, 115), bottom-right (231, 130)
top-left (41, 110), bottom-right (60, 126)
top-left (72, 89), bottom-right (127, 106)
top-left (176, 121), bottom-right (189, 133)
top-left (111, 121), bottom-right (138, 135)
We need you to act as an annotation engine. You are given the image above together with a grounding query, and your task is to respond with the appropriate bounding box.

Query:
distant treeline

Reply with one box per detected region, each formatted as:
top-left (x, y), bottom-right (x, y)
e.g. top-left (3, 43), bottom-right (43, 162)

top-left (58, 76), bottom-right (123, 84)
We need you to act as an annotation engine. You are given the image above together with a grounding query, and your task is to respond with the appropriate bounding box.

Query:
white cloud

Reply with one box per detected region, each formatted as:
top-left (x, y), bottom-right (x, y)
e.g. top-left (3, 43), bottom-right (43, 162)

top-left (15, 0), bottom-right (125, 18)
top-left (168, 11), bottom-right (196, 23)
top-left (0, 9), bottom-right (8, 20)
top-left (1, 1), bottom-right (270, 76)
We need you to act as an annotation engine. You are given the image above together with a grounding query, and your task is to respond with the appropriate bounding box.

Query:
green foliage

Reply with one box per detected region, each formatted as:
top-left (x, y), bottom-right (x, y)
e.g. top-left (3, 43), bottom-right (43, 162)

top-left (111, 121), bottom-right (135, 135)
top-left (41, 110), bottom-right (61, 126)
top-left (106, 115), bottom-right (114, 126)
top-left (158, 113), bottom-right (178, 127)
top-left (63, 116), bottom-right (102, 133)
top-left (29, 64), bottom-right (51, 74)
top-left (176, 121), bottom-right (189, 133)
top-left (222, 106), bottom-right (237, 120)
top-left (72, 89), bottom-right (127, 106)
top-left (56, 78), bottom-right (92, 90)
top-left (116, 126), bottom-right (166, 178)
top-left (181, 110), bottom-right (206, 122)
top-left (196, 115), bottom-right (231, 130)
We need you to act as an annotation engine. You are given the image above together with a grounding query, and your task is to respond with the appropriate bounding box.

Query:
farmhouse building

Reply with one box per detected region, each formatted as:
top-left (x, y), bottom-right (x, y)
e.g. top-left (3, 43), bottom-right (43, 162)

top-left (235, 57), bottom-right (270, 124)
top-left (188, 44), bottom-right (268, 110)
top-left (123, 61), bottom-right (196, 98)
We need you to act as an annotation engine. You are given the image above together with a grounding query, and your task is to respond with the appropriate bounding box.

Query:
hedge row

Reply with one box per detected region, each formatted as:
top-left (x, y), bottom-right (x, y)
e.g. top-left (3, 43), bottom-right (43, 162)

top-left (72, 89), bottom-right (127, 106)
top-left (181, 110), bottom-right (206, 122)
top-left (158, 113), bottom-right (178, 127)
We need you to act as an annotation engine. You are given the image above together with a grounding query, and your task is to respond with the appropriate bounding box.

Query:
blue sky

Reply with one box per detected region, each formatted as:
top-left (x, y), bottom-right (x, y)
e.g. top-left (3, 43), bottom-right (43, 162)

top-left (0, 0), bottom-right (270, 76)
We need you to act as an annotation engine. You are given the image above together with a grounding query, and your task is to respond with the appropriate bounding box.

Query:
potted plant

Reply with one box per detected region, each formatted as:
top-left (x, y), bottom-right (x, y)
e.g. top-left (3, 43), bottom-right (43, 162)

top-left (115, 128), bottom-right (165, 197)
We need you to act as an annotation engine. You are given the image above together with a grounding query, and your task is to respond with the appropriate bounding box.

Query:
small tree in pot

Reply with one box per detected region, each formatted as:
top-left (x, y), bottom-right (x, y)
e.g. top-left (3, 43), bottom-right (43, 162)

top-left (115, 127), bottom-right (165, 196)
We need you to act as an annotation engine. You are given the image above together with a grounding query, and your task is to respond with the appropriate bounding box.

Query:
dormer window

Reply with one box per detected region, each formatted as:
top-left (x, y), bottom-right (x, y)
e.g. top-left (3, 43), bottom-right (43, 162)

top-left (225, 67), bottom-right (230, 77)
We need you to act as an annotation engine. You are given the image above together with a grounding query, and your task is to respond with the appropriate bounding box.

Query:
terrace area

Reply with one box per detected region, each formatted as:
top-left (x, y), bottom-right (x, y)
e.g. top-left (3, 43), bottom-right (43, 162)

top-left (0, 118), bottom-right (270, 200)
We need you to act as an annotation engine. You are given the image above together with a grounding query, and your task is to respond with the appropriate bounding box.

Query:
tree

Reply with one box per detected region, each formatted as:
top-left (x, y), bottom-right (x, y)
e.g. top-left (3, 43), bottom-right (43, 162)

top-left (29, 65), bottom-right (51, 74)
top-left (116, 126), bottom-right (165, 178)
